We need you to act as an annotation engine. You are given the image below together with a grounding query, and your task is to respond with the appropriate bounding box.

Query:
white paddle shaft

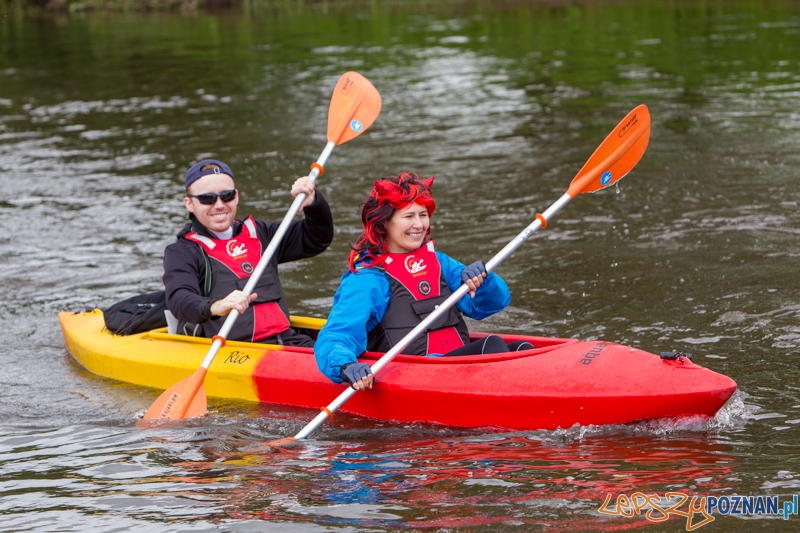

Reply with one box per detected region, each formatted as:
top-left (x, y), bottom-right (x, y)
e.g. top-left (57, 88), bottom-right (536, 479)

top-left (199, 141), bottom-right (336, 371)
top-left (292, 192), bottom-right (573, 440)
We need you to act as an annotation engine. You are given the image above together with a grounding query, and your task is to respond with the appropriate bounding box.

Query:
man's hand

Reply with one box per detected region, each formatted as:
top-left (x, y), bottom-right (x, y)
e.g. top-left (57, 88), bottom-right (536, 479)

top-left (291, 175), bottom-right (317, 211)
top-left (210, 290), bottom-right (257, 317)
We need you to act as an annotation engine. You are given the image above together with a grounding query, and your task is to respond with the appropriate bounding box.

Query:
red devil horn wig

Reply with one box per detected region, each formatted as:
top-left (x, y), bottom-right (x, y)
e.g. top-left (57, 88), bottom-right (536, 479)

top-left (349, 171), bottom-right (436, 271)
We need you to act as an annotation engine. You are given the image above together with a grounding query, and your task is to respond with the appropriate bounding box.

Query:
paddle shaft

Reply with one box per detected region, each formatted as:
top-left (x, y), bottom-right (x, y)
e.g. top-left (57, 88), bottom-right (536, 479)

top-left (197, 141), bottom-right (335, 371)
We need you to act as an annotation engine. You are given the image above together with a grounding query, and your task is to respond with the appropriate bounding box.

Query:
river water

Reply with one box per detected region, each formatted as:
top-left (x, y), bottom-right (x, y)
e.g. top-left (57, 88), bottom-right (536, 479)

top-left (1, 1), bottom-right (800, 531)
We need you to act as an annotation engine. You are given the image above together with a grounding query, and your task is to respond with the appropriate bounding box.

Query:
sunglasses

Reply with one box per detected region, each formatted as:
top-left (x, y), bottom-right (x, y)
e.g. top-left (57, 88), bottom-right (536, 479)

top-left (188, 189), bottom-right (237, 205)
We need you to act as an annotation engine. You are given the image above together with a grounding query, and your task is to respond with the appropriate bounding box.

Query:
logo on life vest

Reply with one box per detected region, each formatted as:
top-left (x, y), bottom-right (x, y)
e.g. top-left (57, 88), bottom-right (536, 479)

top-left (419, 280), bottom-right (431, 295)
top-left (226, 240), bottom-right (247, 258)
top-left (404, 255), bottom-right (426, 274)
top-left (241, 262), bottom-right (254, 274)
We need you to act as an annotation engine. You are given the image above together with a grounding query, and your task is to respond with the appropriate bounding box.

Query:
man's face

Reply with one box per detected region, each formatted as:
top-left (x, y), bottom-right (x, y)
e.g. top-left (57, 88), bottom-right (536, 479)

top-left (183, 173), bottom-right (238, 233)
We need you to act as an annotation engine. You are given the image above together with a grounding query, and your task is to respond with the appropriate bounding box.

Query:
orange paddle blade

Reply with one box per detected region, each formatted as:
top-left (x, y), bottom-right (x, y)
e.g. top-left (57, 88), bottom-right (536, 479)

top-left (326, 71), bottom-right (382, 146)
top-left (249, 437), bottom-right (299, 453)
top-left (567, 104), bottom-right (651, 198)
top-left (142, 368), bottom-right (208, 420)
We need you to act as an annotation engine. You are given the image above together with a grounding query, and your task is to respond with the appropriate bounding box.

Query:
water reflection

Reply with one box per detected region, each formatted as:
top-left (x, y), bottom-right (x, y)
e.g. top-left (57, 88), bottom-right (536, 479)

top-left (1, 403), bottom-right (747, 529)
top-left (154, 426), bottom-right (740, 530)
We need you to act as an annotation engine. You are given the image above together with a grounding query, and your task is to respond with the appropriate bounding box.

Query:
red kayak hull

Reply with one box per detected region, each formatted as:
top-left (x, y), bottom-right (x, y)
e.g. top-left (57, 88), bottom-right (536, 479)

top-left (251, 334), bottom-right (736, 430)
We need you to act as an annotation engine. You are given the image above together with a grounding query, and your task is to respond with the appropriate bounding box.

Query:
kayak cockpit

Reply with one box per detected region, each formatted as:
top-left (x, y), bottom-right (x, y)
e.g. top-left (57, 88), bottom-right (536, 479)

top-left (362, 332), bottom-right (579, 364)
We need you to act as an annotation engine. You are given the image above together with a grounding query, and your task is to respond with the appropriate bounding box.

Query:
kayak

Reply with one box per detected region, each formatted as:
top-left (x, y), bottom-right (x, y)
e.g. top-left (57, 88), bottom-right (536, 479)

top-left (59, 309), bottom-right (737, 431)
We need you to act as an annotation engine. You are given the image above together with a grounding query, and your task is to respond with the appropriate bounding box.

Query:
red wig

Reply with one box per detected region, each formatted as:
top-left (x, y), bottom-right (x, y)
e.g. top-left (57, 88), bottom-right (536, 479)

top-left (349, 171), bottom-right (436, 271)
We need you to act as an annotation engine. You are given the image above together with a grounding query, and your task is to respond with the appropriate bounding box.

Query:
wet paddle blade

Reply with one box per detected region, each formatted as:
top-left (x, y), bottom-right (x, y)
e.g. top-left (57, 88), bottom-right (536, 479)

top-left (142, 369), bottom-right (208, 420)
top-left (255, 437), bottom-right (300, 452)
top-left (326, 71), bottom-right (382, 146)
top-left (567, 104), bottom-right (651, 198)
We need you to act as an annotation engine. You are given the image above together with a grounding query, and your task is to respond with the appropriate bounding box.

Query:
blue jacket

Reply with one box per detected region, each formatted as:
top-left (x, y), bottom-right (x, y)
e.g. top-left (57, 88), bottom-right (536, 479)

top-left (314, 251), bottom-right (511, 383)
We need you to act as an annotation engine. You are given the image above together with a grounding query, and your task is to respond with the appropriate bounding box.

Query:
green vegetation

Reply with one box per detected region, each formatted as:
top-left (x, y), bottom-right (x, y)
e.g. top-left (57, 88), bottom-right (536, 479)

top-left (4, 0), bottom-right (200, 12)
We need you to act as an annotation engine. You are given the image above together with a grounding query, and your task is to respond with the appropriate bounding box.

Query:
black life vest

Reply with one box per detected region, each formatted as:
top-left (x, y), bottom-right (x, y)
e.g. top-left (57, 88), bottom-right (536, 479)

top-left (367, 242), bottom-right (469, 355)
top-left (185, 216), bottom-right (290, 342)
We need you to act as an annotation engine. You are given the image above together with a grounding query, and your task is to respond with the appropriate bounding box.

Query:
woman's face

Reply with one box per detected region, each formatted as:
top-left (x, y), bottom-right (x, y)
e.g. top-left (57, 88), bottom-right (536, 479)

top-left (384, 202), bottom-right (430, 254)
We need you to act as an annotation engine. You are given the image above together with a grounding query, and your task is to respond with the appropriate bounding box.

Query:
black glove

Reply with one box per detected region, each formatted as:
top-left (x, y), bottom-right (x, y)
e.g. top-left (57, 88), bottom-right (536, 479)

top-left (340, 362), bottom-right (373, 385)
top-left (461, 261), bottom-right (486, 283)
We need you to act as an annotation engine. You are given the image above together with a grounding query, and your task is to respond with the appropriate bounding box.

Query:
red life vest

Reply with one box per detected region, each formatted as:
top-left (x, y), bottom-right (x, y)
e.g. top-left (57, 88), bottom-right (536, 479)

top-left (185, 216), bottom-right (290, 342)
top-left (367, 241), bottom-right (469, 355)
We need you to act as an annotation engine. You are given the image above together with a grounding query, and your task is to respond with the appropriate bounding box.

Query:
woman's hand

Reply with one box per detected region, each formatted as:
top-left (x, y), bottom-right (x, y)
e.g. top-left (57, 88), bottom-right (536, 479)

top-left (340, 362), bottom-right (374, 390)
top-left (461, 261), bottom-right (487, 298)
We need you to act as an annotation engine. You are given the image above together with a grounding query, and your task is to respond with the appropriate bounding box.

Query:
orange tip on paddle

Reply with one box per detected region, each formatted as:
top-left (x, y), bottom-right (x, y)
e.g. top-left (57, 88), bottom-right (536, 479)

top-left (567, 104), bottom-right (651, 198)
top-left (327, 72), bottom-right (382, 146)
top-left (142, 369), bottom-right (208, 421)
top-left (261, 437), bottom-right (300, 451)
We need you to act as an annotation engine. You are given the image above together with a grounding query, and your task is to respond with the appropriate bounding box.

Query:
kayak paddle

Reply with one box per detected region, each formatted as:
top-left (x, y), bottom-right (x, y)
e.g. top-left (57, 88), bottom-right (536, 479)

top-left (269, 104), bottom-right (651, 445)
top-left (142, 72), bottom-right (382, 421)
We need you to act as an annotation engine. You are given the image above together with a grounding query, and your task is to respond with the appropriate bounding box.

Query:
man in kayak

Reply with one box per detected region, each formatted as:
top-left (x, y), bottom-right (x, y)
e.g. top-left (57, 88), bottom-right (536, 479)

top-left (314, 171), bottom-right (531, 390)
top-left (163, 159), bottom-right (334, 346)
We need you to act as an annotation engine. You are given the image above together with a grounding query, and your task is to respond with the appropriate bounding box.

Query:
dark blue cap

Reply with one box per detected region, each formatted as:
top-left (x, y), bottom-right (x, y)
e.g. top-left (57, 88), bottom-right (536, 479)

top-left (184, 159), bottom-right (234, 190)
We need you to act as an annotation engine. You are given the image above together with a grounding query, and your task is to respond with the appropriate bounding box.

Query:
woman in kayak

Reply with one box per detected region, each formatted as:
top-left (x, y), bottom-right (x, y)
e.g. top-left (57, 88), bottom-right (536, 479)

top-left (314, 171), bottom-right (531, 390)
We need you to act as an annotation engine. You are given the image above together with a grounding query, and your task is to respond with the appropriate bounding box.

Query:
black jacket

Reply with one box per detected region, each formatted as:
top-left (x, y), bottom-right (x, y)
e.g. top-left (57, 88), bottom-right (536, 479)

top-left (163, 191), bottom-right (333, 325)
